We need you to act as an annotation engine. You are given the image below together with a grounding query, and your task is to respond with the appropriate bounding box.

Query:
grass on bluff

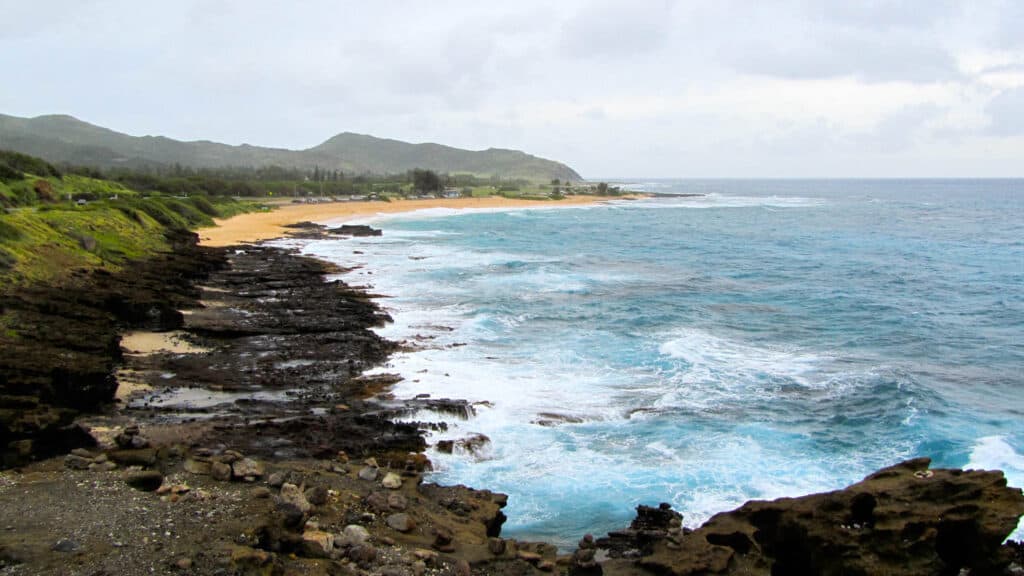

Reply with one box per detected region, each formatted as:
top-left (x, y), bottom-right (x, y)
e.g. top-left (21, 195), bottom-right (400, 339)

top-left (0, 165), bottom-right (263, 287)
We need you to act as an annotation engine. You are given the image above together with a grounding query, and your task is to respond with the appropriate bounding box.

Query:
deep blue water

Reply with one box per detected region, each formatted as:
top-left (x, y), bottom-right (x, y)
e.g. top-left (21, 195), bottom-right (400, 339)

top-left (295, 179), bottom-right (1024, 546)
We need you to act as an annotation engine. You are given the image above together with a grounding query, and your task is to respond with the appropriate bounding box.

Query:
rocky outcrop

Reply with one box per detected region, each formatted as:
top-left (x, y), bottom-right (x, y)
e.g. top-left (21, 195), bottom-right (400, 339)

top-left (597, 458), bottom-right (1024, 576)
top-left (0, 229), bottom-right (223, 466)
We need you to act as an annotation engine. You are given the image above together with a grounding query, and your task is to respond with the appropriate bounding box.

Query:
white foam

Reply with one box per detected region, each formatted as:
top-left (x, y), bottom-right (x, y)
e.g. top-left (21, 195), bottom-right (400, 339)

top-left (629, 193), bottom-right (825, 210)
top-left (968, 435), bottom-right (1024, 541)
top-left (655, 328), bottom-right (830, 410)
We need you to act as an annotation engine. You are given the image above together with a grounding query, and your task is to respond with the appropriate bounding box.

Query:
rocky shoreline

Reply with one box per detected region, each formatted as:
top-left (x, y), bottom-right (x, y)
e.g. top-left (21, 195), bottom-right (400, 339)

top-left (1, 229), bottom-right (1023, 575)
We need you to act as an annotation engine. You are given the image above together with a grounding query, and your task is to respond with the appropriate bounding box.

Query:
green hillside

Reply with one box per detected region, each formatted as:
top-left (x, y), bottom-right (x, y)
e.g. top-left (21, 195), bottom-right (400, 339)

top-left (0, 113), bottom-right (582, 182)
top-left (0, 150), bottom-right (261, 288)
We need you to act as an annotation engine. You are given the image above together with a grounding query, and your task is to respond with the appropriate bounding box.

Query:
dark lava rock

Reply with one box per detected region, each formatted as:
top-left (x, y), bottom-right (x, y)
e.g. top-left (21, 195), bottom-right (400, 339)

top-left (305, 485), bottom-right (329, 506)
top-left (124, 471), bottom-right (164, 492)
top-left (51, 539), bottom-right (80, 553)
top-left (1, 229), bottom-right (222, 467)
top-left (331, 225), bottom-right (382, 237)
top-left (618, 458), bottom-right (1024, 575)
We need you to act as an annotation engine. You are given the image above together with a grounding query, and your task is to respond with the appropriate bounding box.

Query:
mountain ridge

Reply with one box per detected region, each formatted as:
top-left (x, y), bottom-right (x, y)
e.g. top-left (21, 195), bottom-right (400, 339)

top-left (0, 113), bottom-right (582, 181)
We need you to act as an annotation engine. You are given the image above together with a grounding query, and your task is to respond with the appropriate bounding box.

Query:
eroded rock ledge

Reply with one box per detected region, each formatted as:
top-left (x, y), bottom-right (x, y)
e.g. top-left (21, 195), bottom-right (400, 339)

top-left (583, 458), bottom-right (1024, 576)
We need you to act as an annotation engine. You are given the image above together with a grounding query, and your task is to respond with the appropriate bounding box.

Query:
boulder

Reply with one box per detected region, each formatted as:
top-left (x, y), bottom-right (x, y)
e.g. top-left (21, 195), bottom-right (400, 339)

top-left (279, 483), bottom-right (311, 514)
top-left (381, 472), bottom-right (402, 489)
top-left (622, 458), bottom-right (1024, 575)
top-left (358, 465), bottom-right (379, 481)
top-left (386, 513), bottom-right (416, 533)
top-left (336, 524), bottom-right (371, 548)
top-left (124, 471), bottom-right (164, 492)
top-left (231, 457), bottom-right (264, 479)
top-left (182, 458), bottom-right (211, 475)
top-left (301, 530), bottom-right (334, 558)
top-left (210, 461), bottom-right (232, 482)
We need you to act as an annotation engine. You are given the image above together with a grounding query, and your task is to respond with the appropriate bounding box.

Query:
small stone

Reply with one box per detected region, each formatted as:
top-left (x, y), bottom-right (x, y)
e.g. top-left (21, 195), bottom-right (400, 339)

top-left (108, 448), bottom-right (157, 466)
top-left (305, 485), bottom-right (329, 506)
top-left (124, 471), bottom-right (164, 492)
top-left (364, 457), bottom-right (379, 467)
top-left (537, 560), bottom-right (556, 572)
top-left (454, 559), bottom-right (471, 576)
top-left (99, 461), bottom-right (118, 471)
top-left (381, 472), bottom-right (402, 489)
top-left (277, 502), bottom-right (305, 529)
top-left (387, 493), bottom-right (408, 511)
top-left (267, 471), bottom-right (286, 487)
top-left (488, 537), bottom-right (506, 556)
top-left (174, 557), bottom-right (193, 570)
top-left (336, 450), bottom-right (349, 462)
top-left (130, 435), bottom-right (150, 449)
top-left (183, 458), bottom-right (211, 475)
top-left (302, 530), bottom-right (334, 558)
top-left (431, 527), bottom-right (454, 552)
top-left (93, 453), bottom-right (108, 463)
top-left (413, 548), bottom-right (438, 561)
top-left (337, 525), bottom-right (371, 548)
top-left (412, 560), bottom-right (427, 576)
top-left (387, 513), bottom-right (416, 533)
top-left (64, 454), bottom-right (93, 470)
top-left (52, 539), bottom-right (80, 552)
top-left (381, 536), bottom-right (396, 546)
top-left (280, 483), bottom-right (311, 514)
top-left (348, 543), bottom-right (377, 565)
top-left (366, 491), bottom-right (390, 513)
top-left (251, 487), bottom-right (271, 499)
top-left (574, 548), bottom-right (596, 563)
top-left (232, 458), bottom-right (265, 479)
top-left (358, 465), bottom-right (379, 482)
top-left (517, 551), bottom-right (542, 564)
top-left (70, 448), bottom-right (97, 459)
top-left (231, 545), bottom-right (274, 569)
top-left (210, 461), bottom-right (232, 482)
top-left (221, 450), bottom-right (244, 463)
top-left (436, 440), bottom-right (454, 454)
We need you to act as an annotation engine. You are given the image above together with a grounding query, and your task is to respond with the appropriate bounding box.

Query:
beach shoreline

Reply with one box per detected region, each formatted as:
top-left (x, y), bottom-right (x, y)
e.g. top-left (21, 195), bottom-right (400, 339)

top-left (198, 195), bottom-right (632, 247)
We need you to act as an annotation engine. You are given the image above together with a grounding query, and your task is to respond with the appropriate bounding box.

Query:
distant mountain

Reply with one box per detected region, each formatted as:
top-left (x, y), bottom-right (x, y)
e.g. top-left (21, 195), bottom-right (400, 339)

top-left (0, 113), bottom-right (582, 181)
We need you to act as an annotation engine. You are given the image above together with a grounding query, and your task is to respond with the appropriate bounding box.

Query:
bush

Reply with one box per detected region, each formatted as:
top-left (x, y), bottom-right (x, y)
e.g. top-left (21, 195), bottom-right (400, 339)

top-left (0, 150), bottom-right (61, 179)
top-left (0, 162), bottom-right (22, 182)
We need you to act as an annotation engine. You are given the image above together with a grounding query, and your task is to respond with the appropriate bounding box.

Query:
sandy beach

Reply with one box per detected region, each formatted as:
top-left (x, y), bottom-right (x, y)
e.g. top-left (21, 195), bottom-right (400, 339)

top-left (198, 195), bottom-right (622, 247)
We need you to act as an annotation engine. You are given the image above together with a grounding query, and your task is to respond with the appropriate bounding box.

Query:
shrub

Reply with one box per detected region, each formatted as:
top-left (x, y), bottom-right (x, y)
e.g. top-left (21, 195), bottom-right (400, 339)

top-left (0, 162), bottom-right (22, 182)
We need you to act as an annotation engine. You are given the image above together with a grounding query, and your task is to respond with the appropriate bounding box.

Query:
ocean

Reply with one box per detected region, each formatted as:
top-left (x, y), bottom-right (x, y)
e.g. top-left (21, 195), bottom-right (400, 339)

top-left (285, 179), bottom-right (1024, 547)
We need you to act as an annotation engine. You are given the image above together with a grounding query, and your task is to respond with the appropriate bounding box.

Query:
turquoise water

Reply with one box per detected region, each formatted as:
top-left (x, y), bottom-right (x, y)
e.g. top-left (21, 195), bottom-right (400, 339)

top-left (297, 180), bottom-right (1024, 546)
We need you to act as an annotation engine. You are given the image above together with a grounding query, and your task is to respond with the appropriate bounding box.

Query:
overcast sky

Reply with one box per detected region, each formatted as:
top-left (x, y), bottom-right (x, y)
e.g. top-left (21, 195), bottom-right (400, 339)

top-left (2, 1), bottom-right (1023, 177)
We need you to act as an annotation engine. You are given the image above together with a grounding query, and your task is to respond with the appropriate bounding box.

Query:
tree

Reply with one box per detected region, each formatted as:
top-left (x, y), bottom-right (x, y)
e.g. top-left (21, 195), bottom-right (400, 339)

top-left (551, 178), bottom-right (560, 186)
top-left (596, 182), bottom-right (609, 196)
top-left (412, 169), bottom-right (441, 193)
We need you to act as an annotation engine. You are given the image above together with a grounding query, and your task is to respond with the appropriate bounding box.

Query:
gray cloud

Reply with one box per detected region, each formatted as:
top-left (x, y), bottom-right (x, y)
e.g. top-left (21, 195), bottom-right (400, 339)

top-left (0, 0), bottom-right (1021, 176)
